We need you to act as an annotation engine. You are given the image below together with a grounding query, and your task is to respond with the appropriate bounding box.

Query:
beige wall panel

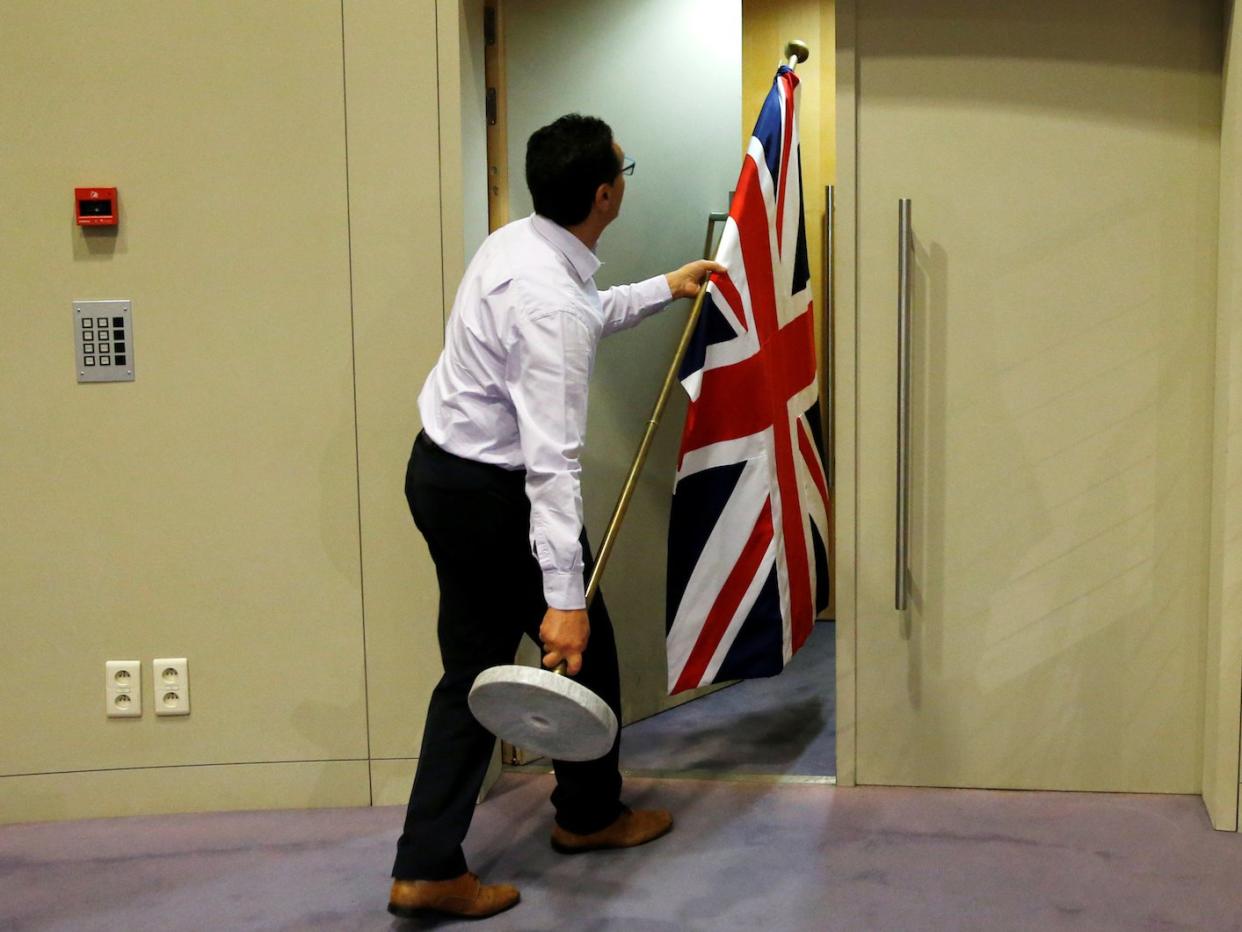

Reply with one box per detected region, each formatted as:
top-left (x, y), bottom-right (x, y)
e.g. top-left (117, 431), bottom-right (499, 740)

top-left (370, 758), bottom-right (419, 808)
top-left (852, 0), bottom-right (1221, 792)
top-left (370, 751), bottom-right (497, 808)
top-left (1205, 0), bottom-right (1242, 831)
top-left (0, 762), bottom-right (369, 825)
top-left (0, 2), bottom-right (367, 781)
top-left (344, 0), bottom-right (447, 762)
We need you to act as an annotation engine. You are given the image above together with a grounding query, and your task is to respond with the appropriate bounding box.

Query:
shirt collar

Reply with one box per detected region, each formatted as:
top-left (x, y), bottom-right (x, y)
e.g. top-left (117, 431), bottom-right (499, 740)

top-left (529, 213), bottom-right (601, 283)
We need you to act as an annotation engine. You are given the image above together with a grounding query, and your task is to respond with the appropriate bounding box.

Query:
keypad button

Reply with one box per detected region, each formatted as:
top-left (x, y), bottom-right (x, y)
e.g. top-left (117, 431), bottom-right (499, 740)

top-left (112, 316), bottom-right (124, 327)
top-left (100, 343), bottom-right (111, 353)
top-left (81, 318), bottom-right (91, 330)
top-left (100, 355), bottom-right (111, 365)
top-left (84, 357), bottom-right (96, 367)
top-left (84, 343), bottom-right (94, 354)
top-left (96, 317), bottom-right (109, 328)
top-left (114, 342), bottom-right (126, 352)
top-left (115, 354), bottom-right (127, 365)
top-left (113, 329), bottom-right (124, 340)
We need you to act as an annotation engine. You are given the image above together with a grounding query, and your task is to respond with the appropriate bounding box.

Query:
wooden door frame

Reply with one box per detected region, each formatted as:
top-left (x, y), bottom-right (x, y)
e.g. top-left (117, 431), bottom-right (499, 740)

top-left (832, 0), bottom-right (860, 789)
top-left (483, 0), bottom-right (508, 231)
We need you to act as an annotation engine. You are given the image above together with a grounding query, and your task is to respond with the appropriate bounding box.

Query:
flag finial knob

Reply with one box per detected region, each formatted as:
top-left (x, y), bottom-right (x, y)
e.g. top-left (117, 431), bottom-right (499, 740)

top-left (784, 40), bottom-right (810, 65)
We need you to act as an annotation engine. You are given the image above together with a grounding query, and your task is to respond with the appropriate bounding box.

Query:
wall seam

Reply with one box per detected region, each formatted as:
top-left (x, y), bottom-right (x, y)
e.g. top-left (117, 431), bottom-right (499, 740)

top-left (339, 0), bottom-right (375, 807)
top-left (2, 758), bottom-right (371, 779)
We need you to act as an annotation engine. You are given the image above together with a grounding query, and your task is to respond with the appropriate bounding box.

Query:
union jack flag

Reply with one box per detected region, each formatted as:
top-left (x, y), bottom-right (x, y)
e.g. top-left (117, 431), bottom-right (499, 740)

top-left (665, 65), bottom-right (830, 695)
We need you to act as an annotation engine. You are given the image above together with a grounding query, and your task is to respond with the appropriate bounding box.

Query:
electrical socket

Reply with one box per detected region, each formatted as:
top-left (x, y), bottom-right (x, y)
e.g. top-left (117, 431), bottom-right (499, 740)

top-left (105, 660), bottom-right (142, 717)
top-left (153, 658), bottom-right (190, 716)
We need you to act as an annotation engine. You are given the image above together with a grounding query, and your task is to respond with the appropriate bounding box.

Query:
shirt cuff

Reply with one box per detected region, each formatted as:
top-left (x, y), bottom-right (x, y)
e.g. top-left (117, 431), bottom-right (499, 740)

top-left (641, 273), bottom-right (674, 308)
top-left (543, 569), bottom-right (586, 611)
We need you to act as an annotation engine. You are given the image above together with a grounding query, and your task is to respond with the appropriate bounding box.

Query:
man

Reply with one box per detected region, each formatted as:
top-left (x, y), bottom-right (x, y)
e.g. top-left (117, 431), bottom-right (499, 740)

top-left (387, 113), bottom-right (724, 920)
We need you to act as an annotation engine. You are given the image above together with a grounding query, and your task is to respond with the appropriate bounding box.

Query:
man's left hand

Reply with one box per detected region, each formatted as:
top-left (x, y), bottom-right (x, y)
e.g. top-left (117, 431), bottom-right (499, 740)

top-left (666, 260), bottom-right (727, 300)
top-left (540, 607), bottom-right (590, 676)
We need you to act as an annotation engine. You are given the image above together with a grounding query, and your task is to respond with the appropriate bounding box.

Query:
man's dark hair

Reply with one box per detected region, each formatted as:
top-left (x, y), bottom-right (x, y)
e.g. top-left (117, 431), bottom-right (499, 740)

top-left (525, 114), bottom-right (621, 227)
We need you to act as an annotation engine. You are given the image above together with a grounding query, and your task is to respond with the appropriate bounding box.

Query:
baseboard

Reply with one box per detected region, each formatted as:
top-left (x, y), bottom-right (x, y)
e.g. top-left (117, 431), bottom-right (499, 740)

top-left (371, 747), bottom-right (502, 807)
top-left (0, 760), bottom-right (371, 825)
top-left (369, 758), bottom-right (417, 807)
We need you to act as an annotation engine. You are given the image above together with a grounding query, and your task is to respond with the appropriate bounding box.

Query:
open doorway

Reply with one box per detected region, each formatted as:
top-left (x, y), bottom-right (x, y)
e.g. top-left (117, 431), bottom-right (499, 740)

top-left (463, 0), bottom-right (837, 783)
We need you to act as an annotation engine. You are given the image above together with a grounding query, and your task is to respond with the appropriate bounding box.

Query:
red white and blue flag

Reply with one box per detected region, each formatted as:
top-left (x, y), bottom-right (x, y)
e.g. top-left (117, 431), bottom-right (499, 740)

top-left (665, 65), bottom-right (830, 695)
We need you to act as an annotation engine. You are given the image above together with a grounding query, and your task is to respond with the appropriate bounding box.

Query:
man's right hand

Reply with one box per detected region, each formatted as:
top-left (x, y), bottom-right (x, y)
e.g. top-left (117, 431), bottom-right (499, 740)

top-left (540, 607), bottom-right (590, 676)
top-left (666, 260), bottom-right (727, 300)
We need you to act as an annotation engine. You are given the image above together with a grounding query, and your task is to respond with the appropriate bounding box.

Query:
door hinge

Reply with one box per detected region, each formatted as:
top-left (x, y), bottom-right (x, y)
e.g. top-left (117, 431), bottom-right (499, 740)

top-left (484, 6), bottom-right (497, 46)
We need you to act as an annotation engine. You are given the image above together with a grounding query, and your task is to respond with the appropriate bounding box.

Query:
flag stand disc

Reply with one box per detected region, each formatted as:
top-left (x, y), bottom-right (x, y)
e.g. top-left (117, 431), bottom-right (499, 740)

top-left (469, 664), bottom-right (618, 762)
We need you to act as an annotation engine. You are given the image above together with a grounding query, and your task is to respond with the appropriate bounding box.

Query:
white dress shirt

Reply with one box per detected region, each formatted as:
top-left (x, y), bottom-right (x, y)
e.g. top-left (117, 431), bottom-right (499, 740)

top-left (418, 214), bottom-right (673, 609)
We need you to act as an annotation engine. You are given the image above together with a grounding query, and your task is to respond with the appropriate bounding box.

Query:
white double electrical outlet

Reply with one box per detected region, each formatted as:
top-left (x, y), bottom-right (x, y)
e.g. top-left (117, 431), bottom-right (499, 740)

top-left (105, 660), bottom-right (142, 717)
top-left (153, 658), bottom-right (190, 716)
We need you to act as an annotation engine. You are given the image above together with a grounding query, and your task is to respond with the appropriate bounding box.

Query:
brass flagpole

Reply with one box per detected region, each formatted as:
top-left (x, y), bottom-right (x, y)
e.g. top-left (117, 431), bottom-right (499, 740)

top-left (583, 40), bottom-right (811, 607)
top-left (585, 276), bottom-right (711, 604)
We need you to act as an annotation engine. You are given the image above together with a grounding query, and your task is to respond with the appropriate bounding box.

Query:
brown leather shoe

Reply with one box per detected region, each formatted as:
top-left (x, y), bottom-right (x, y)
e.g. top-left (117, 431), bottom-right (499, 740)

top-left (550, 808), bottom-right (673, 854)
top-left (387, 872), bottom-right (520, 920)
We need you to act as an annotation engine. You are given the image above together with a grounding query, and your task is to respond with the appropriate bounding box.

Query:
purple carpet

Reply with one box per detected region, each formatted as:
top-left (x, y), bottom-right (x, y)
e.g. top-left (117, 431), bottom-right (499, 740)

top-left (2, 774), bottom-right (1241, 930)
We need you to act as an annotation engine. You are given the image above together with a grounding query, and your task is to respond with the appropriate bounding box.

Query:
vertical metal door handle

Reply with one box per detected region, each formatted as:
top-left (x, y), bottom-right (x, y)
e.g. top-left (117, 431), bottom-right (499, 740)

top-left (702, 210), bottom-right (728, 264)
top-left (896, 199), bottom-right (912, 611)
top-left (824, 185), bottom-right (835, 491)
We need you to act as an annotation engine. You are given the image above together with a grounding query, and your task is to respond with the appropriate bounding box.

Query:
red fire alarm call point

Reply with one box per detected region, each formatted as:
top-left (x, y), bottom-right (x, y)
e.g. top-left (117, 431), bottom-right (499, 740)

top-left (75, 188), bottom-right (118, 227)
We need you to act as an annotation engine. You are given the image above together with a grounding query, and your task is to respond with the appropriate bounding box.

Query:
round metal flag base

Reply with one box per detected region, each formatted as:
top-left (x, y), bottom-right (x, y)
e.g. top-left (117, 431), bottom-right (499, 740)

top-left (468, 665), bottom-right (618, 762)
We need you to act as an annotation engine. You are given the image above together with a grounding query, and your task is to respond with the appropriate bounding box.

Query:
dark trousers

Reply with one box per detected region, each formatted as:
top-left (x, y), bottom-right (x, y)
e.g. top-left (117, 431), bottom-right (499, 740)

top-left (391, 431), bottom-right (624, 881)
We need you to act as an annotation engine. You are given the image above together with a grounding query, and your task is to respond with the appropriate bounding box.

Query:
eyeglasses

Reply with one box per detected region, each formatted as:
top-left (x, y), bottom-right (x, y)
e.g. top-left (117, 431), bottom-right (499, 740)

top-left (620, 155), bottom-right (636, 176)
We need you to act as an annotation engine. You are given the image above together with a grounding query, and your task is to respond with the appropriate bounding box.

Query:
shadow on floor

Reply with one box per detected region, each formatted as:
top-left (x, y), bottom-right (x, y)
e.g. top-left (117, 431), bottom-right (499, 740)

top-left (616, 620), bottom-right (836, 777)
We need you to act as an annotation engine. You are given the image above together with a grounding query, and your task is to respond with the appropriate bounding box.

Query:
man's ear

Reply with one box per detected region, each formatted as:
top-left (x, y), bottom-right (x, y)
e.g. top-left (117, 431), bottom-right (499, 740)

top-left (595, 181), bottom-right (613, 209)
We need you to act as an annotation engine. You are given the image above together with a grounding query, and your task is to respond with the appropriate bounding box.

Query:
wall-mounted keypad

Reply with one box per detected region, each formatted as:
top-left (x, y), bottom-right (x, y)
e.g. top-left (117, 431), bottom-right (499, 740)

top-left (75, 301), bottom-right (134, 383)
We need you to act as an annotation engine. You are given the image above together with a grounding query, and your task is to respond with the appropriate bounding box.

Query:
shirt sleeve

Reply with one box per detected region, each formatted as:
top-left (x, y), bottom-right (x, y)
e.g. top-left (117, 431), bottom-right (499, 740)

top-left (598, 274), bottom-right (674, 336)
top-left (506, 304), bottom-right (593, 610)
